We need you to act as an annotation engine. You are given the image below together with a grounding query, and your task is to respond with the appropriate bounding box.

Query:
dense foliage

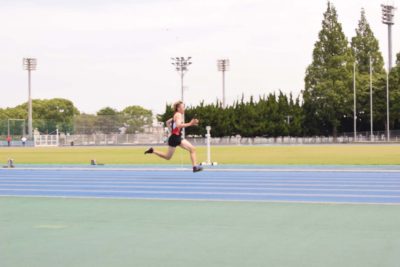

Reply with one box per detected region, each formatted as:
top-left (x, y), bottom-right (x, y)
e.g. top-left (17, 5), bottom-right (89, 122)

top-left (159, 2), bottom-right (400, 138)
top-left (158, 93), bottom-right (302, 137)
top-left (0, 100), bottom-right (153, 136)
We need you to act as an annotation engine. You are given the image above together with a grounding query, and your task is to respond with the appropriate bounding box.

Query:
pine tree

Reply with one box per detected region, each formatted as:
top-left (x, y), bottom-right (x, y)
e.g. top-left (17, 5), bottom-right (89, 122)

top-left (387, 53), bottom-right (400, 130)
top-left (303, 1), bottom-right (354, 138)
top-left (351, 8), bottom-right (386, 132)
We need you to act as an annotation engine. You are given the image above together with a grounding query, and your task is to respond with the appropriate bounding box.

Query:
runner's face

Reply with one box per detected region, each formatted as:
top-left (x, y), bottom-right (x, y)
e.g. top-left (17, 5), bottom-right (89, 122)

top-left (178, 104), bottom-right (185, 114)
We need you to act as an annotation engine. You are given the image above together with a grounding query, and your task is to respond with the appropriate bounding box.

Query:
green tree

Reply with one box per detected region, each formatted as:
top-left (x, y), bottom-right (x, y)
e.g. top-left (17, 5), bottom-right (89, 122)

top-left (95, 107), bottom-right (121, 134)
top-left (122, 105), bottom-right (153, 133)
top-left (387, 53), bottom-right (400, 130)
top-left (350, 9), bottom-right (386, 133)
top-left (157, 104), bottom-right (174, 124)
top-left (303, 1), bottom-right (354, 138)
top-left (232, 96), bottom-right (259, 137)
top-left (288, 95), bottom-right (304, 137)
top-left (0, 98), bottom-right (79, 135)
top-left (158, 93), bottom-right (306, 138)
top-left (97, 107), bottom-right (118, 116)
top-left (73, 114), bottom-right (98, 134)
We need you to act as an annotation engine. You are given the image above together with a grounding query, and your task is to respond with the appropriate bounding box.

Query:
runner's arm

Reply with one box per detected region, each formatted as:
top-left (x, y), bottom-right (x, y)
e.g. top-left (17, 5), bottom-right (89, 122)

top-left (166, 118), bottom-right (173, 128)
top-left (175, 113), bottom-right (198, 129)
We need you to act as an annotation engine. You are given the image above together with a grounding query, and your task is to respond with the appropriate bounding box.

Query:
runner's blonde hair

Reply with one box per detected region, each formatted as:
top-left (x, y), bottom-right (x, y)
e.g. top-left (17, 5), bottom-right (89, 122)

top-left (173, 101), bottom-right (184, 112)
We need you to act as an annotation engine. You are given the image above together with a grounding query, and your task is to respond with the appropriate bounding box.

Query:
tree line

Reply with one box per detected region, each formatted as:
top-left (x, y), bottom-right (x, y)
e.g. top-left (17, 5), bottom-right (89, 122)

top-left (0, 99), bottom-right (153, 136)
top-left (158, 93), bottom-right (303, 138)
top-left (159, 2), bottom-right (400, 138)
top-left (303, 3), bottom-right (400, 137)
top-left (75, 106), bottom-right (153, 134)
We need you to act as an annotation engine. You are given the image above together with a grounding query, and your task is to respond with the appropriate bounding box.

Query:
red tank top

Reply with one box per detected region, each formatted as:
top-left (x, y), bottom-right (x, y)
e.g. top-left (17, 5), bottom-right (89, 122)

top-left (171, 113), bottom-right (182, 136)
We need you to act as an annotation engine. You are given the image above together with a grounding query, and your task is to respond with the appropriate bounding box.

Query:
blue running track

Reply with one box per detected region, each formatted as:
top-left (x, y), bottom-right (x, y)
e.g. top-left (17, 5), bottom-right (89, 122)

top-left (1, 167), bottom-right (400, 204)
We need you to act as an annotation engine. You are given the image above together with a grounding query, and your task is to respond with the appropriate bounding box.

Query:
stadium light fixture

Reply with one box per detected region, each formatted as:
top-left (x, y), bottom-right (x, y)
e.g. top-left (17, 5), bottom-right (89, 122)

top-left (23, 58), bottom-right (37, 140)
top-left (381, 3), bottom-right (395, 141)
top-left (171, 56), bottom-right (192, 138)
top-left (217, 59), bottom-right (230, 108)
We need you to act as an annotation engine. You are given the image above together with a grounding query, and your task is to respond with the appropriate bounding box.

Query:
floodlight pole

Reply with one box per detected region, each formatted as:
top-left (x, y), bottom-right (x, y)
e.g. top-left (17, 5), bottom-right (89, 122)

top-left (369, 56), bottom-right (374, 142)
top-left (353, 62), bottom-right (357, 142)
top-left (23, 58), bottom-right (37, 140)
top-left (171, 57), bottom-right (192, 138)
top-left (382, 4), bottom-right (395, 141)
top-left (217, 59), bottom-right (230, 108)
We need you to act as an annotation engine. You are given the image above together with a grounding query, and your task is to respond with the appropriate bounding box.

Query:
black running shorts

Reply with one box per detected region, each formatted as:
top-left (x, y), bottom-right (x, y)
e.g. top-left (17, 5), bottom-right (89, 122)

top-left (168, 134), bottom-right (182, 147)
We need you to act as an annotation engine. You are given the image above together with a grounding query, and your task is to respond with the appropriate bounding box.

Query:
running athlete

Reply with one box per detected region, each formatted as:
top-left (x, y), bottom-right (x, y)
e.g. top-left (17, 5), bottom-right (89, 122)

top-left (144, 101), bottom-right (203, 173)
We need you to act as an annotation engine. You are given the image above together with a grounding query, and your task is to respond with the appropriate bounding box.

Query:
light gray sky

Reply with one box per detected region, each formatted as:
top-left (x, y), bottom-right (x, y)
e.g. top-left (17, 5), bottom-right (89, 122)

top-left (0, 0), bottom-right (398, 114)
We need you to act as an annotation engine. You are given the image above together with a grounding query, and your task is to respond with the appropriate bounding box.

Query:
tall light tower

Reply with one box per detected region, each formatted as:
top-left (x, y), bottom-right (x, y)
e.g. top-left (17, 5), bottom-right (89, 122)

top-left (171, 57), bottom-right (192, 138)
top-left (382, 3), bottom-right (395, 141)
top-left (353, 61), bottom-right (357, 141)
top-left (23, 58), bottom-right (37, 139)
top-left (217, 59), bottom-right (230, 108)
top-left (369, 56), bottom-right (374, 142)
top-left (171, 57), bottom-right (192, 102)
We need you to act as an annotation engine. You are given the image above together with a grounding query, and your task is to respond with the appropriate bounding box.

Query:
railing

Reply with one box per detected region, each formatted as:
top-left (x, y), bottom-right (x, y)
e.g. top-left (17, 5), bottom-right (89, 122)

top-left (341, 130), bottom-right (400, 142)
top-left (62, 133), bottom-right (166, 146)
top-left (34, 134), bottom-right (59, 147)
top-left (2, 130), bottom-right (400, 147)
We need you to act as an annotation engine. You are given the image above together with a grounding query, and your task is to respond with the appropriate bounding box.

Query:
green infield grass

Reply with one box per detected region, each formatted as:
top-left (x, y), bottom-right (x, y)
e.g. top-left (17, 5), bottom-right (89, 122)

top-left (0, 145), bottom-right (399, 165)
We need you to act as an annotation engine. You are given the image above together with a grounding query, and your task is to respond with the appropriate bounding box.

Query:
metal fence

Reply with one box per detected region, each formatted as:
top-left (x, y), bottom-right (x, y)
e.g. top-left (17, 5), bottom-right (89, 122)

top-left (187, 130), bottom-right (400, 145)
top-left (61, 133), bottom-right (166, 146)
top-left (54, 130), bottom-right (400, 147)
top-left (0, 114), bottom-right (155, 136)
top-left (2, 134), bottom-right (400, 147)
top-left (341, 130), bottom-right (400, 142)
top-left (2, 114), bottom-right (400, 147)
top-left (0, 140), bottom-right (34, 147)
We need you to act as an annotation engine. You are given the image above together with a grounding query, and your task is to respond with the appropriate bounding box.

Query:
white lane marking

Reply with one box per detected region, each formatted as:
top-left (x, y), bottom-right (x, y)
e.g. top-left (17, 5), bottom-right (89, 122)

top-left (1, 183), bottom-right (400, 193)
top-left (0, 188), bottom-right (400, 198)
top-left (2, 174), bottom-right (400, 182)
top-left (2, 167), bottom-right (400, 173)
top-left (0, 179), bottom-right (399, 188)
top-left (1, 194), bottom-right (400, 206)
top-left (1, 174), bottom-right (400, 183)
